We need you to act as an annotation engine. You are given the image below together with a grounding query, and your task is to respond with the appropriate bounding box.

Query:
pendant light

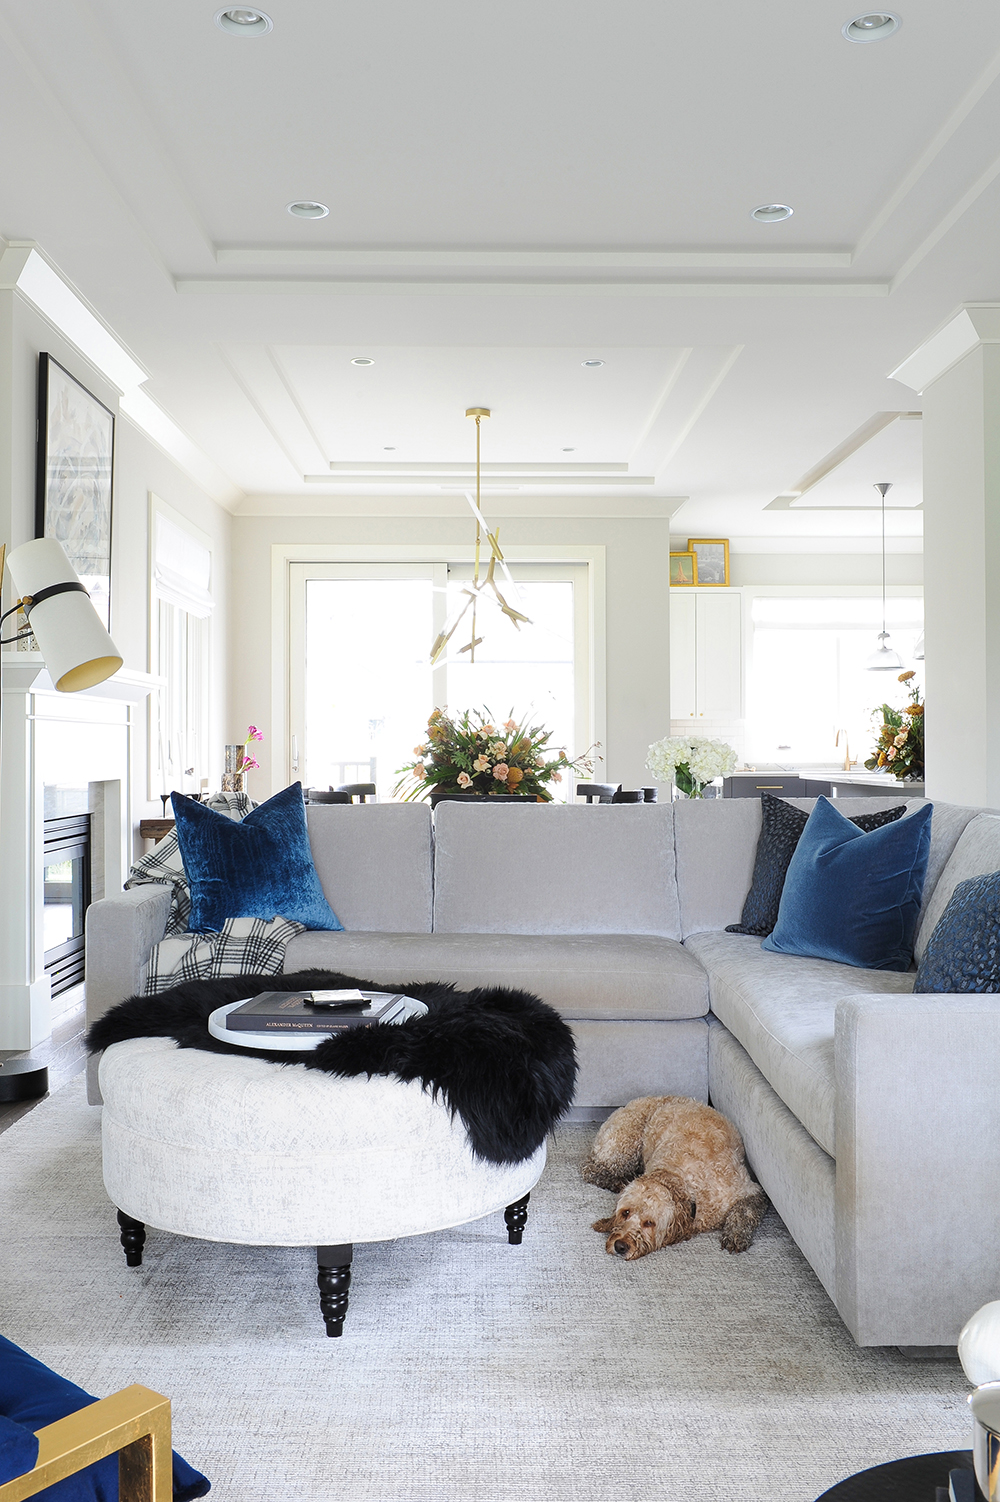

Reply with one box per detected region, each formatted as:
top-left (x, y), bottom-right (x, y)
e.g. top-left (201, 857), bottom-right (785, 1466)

top-left (429, 409), bottom-right (530, 664)
top-left (866, 482), bottom-right (903, 671)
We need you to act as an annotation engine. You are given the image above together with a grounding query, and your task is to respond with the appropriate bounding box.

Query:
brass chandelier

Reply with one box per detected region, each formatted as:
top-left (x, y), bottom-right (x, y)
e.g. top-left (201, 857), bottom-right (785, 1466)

top-left (430, 407), bottom-right (530, 664)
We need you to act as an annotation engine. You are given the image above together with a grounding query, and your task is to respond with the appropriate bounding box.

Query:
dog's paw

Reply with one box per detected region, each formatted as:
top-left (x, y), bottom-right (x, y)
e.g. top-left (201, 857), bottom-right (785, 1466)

top-left (719, 1191), bottom-right (768, 1253)
top-left (592, 1217), bottom-right (614, 1234)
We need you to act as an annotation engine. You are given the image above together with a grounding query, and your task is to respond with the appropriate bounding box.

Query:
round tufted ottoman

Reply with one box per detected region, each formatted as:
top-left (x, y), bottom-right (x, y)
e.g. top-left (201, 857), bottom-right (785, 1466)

top-left (99, 1037), bottom-right (545, 1335)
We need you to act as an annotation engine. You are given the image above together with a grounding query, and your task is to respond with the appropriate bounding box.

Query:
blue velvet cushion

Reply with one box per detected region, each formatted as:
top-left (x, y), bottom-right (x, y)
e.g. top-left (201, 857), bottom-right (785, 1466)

top-left (0, 1333), bottom-right (209, 1498)
top-left (172, 782), bottom-right (342, 935)
top-left (0, 1412), bottom-right (38, 1486)
top-left (761, 796), bottom-right (933, 972)
top-left (914, 871), bottom-right (1000, 992)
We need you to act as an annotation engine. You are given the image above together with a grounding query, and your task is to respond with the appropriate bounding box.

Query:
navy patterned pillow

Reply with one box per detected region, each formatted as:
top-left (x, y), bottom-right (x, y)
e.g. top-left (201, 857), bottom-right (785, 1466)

top-left (726, 792), bottom-right (907, 938)
top-left (914, 871), bottom-right (1000, 992)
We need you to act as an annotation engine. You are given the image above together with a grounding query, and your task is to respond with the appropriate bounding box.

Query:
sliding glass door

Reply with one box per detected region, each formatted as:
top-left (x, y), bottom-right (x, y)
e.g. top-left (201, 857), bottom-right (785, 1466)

top-left (288, 560), bottom-right (590, 800)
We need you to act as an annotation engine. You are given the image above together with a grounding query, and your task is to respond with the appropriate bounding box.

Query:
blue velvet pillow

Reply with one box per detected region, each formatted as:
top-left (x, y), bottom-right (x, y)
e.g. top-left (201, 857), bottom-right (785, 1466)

top-left (761, 796), bottom-right (933, 972)
top-left (914, 871), bottom-right (1000, 992)
top-left (172, 782), bottom-right (343, 935)
top-left (0, 1333), bottom-right (209, 1498)
top-left (0, 1413), bottom-right (38, 1486)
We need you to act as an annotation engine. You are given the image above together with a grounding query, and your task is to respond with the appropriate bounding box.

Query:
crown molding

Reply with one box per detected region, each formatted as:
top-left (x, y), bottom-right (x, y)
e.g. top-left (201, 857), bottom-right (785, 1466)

top-left (889, 304), bottom-right (1000, 393)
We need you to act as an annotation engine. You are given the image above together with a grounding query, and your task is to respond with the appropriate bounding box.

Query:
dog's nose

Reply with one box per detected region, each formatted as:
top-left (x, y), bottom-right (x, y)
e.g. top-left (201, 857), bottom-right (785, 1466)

top-left (614, 1240), bottom-right (629, 1257)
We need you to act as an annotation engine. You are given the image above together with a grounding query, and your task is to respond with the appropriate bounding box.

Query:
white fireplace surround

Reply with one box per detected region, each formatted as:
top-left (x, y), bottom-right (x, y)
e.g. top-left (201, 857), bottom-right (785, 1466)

top-left (0, 654), bottom-right (159, 1049)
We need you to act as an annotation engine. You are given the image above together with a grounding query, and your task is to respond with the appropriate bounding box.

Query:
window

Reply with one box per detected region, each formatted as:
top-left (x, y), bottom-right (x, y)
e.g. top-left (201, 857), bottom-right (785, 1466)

top-left (288, 560), bottom-right (589, 800)
top-left (148, 498), bottom-right (214, 799)
top-left (746, 596), bottom-right (923, 764)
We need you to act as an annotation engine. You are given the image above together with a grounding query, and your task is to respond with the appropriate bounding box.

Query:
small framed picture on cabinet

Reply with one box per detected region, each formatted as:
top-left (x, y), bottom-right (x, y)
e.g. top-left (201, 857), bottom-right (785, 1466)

top-left (687, 538), bottom-right (729, 586)
top-left (669, 551), bottom-right (697, 586)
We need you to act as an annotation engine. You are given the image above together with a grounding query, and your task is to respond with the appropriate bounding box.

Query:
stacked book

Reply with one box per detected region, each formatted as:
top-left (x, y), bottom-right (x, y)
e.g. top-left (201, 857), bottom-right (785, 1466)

top-left (225, 988), bottom-right (413, 1035)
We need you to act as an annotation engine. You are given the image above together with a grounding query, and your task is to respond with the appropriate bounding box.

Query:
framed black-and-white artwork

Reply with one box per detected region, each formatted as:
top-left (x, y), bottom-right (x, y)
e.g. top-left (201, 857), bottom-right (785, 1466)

top-left (35, 353), bottom-right (115, 629)
top-left (687, 537), bottom-right (730, 587)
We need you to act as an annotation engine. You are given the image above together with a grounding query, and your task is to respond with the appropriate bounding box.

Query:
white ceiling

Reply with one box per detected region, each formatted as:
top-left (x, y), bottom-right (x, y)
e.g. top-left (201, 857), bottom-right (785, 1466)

top-left (2, 0), bottom-right (999, 539)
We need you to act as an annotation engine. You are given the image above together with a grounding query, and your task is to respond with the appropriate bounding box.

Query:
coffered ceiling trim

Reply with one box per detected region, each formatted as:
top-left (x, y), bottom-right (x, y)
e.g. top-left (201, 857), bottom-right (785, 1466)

top-left (216, 248), bottom-right (853, 270)
top-left (176, 278), bottom-right (888, 298)
top-left (766, 412), bottom-right (922, 510)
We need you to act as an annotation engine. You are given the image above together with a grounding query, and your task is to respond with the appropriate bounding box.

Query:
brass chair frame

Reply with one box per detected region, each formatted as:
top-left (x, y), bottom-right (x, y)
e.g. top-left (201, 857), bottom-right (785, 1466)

top-left (0, 1385), bottom-right (171, 1502)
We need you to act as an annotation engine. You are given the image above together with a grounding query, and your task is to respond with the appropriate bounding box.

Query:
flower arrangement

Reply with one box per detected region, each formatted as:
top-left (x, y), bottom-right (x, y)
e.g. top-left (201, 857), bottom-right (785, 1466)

top-left (394, 707), bottom-right (596, 802)
top-left (237, 724), bottom-right (263, 774)
top-left (645, 735), bottom-right (737, 798)
top-left (864, 671), bottom-right (924, 781)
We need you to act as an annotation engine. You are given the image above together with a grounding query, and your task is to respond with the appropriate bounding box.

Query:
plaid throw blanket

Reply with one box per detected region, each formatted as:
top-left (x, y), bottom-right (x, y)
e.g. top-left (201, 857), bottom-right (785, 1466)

top-left (127, 793), bottom-right (305, 994)
top-left (143, 916), bottom-right (305, 995)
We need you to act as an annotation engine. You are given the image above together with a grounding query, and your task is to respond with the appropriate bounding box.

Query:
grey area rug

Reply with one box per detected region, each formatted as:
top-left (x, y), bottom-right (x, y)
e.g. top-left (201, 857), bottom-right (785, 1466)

top-left (0, 1076), bottom-right (973, 1502)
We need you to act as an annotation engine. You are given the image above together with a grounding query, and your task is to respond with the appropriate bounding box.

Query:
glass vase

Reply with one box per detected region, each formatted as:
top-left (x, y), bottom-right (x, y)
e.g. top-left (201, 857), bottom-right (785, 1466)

top-left (222, 744), bottom-right (245, 794)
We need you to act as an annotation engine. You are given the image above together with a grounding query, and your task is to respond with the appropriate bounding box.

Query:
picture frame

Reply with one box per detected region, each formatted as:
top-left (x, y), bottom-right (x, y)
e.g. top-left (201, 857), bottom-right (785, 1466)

top-left (669, 551), bottom-right (697, 587)
top-left (35, 352), bottom-right (115, 629)
top-left (687, 537), bottom-right (729, 587)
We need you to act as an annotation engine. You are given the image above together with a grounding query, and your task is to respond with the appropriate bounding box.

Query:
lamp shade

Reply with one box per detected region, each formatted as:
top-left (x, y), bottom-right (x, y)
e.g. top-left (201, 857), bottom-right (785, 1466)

top-left (6, 537), bottom-right (122, 692)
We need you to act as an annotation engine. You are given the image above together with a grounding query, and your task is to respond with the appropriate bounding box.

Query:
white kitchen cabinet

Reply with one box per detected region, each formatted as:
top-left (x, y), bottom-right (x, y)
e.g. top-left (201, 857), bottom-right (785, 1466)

top-left (669, 590), bottom-right (742, 720)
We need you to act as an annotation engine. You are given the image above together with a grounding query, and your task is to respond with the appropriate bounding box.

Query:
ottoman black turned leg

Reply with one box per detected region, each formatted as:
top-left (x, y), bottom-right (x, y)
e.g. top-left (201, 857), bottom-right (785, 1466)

top-left (116, 1209), bottom-right (146, 1267)
top-left (316, 1244), bottom-right (353, 1337)
top-left (504, 1193), bottom-right (530, 1245)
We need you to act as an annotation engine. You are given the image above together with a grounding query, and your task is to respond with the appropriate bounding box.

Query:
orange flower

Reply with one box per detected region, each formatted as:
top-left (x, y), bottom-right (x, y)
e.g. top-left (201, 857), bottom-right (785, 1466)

top-left (507, 766), bottom-right (524, 785)
top-left (898, 670), bottom-right (915, 683)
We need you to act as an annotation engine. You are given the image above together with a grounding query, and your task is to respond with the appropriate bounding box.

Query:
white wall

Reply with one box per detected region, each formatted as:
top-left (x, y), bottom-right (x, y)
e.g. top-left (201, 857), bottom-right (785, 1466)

top-left (0, 290), bottom-right (233, 850)
top-left (231, 510), bottom-right (672, 794)
top-left (922, 343), bottom-right (1000, 806)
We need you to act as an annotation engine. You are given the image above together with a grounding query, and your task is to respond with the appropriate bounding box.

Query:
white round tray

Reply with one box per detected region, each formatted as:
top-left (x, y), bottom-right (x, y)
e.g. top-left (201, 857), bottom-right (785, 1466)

top-left (207, 992), bottom-right (429, 1051)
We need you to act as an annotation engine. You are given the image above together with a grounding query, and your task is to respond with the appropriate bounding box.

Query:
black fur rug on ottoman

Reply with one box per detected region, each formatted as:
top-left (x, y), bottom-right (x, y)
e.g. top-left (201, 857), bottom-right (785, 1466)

top-left (87, 971), bottom-right (577, 1165)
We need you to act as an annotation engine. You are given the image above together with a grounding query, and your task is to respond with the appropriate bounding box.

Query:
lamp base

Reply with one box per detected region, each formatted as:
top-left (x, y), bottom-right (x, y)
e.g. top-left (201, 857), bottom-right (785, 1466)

top-left (0, 1057), bottom-right (49, 1102)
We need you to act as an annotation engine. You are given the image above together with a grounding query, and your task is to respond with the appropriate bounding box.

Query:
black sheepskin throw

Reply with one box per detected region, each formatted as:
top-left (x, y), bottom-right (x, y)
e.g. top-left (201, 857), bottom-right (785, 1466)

top-left (87, 970), bottom-right (577, 1165)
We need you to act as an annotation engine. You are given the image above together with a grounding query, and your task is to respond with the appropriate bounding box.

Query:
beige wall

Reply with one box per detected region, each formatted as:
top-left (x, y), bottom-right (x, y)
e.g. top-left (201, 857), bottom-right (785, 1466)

top-left (231, 510), bottom-right (672, 795)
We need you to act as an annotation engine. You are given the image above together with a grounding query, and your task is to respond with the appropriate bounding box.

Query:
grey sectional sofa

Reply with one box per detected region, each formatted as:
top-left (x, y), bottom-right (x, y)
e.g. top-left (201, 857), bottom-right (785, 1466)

top-left (86, 796), bottom-right (1000, 1349)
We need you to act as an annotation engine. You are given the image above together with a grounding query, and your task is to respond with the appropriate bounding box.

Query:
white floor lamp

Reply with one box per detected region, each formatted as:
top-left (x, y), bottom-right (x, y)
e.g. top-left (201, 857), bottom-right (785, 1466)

top-left (0, 537), bottom-right (123, 1100)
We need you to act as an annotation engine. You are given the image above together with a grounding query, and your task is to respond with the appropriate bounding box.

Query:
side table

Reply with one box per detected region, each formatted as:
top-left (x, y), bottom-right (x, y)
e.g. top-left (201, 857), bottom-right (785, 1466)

top-left (816, 1450), bottom-right (976, 1501)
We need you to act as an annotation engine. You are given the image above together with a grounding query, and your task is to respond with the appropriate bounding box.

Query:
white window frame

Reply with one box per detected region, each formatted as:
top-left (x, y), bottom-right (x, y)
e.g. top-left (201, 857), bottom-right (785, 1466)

top-left (740, 583), bottom-right (924, 765)
top-left (147, 495), bottom-right (214, 800)
top-left (273, 543), bottom-right (606, 796)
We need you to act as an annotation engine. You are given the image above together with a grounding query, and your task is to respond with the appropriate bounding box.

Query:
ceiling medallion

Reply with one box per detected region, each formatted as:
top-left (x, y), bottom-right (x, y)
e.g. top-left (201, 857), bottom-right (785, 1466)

top-left (430, 409), bottom-right (531, 665)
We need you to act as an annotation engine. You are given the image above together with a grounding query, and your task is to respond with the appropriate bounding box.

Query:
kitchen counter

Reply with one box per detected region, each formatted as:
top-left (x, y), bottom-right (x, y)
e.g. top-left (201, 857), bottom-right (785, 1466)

top-left (723, 767), bottom-right (924, 799)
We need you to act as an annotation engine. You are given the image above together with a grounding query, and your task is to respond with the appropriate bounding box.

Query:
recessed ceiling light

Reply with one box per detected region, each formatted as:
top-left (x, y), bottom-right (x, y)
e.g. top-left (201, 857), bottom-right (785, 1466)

top-left (582, 359), bottom-right (605, 368)
top-left (842, 12), bottom-right (900, 41)
top-left (562, 447), bottom-right (575, 452)
top-left (751, 203), bottom-right (794, 223)
top-left (214, 8), bottom-right (273, 35)
top-left (287, 201), bottom-right (329, 220)
top-left (384, 446), bottom-right (395, 450)
top-left (350, 357), bottom-right (375, 366)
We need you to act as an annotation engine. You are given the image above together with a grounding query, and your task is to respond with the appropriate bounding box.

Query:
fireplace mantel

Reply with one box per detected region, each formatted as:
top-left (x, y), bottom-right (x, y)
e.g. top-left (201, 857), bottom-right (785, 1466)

top-left (0, 661), bottom-right (159, 1049)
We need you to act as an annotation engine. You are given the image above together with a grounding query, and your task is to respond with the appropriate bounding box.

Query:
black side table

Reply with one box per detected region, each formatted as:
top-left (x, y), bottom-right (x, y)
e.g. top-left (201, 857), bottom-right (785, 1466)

top-left (816, 1450), bottom-right (976, 1501)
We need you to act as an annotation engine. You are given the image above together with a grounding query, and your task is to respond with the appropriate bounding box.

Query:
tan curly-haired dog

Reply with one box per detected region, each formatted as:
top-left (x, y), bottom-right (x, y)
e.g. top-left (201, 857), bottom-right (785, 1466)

top-left (583, 1095), bottom-right (768, 1260)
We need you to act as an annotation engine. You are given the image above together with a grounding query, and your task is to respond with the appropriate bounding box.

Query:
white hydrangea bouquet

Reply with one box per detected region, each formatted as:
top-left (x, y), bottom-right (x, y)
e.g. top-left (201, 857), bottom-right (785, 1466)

top-left (645, 735), bottom-right (737, 798)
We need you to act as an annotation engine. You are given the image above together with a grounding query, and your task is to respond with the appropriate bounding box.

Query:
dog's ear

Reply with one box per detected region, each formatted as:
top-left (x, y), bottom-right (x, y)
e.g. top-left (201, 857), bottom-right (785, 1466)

top-left (592, 1217), bottom-right (614, 1234)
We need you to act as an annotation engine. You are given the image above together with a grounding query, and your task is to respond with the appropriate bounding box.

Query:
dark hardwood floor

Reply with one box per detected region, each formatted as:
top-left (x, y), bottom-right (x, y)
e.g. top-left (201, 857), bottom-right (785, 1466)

top-left (0, 989), bottom-right (88, 1136)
